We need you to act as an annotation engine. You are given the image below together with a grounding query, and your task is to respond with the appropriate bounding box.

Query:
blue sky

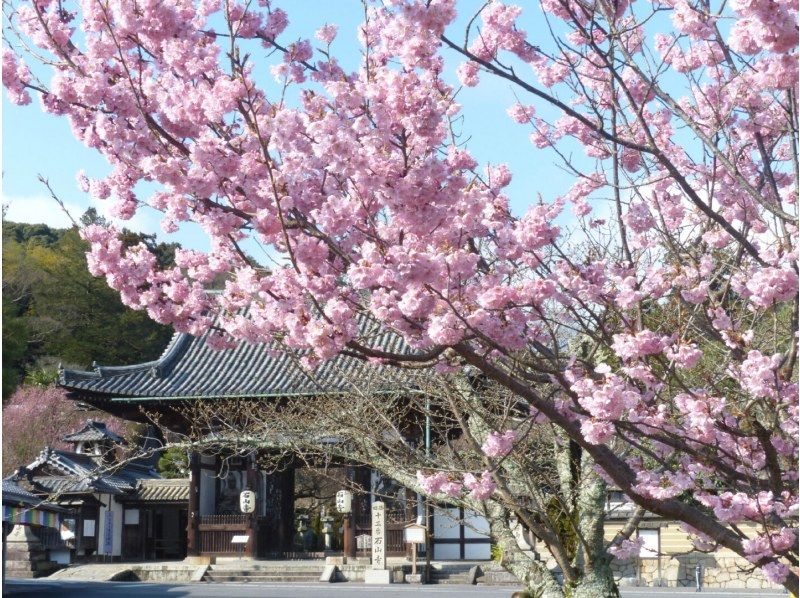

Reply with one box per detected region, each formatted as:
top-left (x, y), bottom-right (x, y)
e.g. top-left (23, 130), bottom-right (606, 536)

top-left (2, 1), bottom-right (578, 252)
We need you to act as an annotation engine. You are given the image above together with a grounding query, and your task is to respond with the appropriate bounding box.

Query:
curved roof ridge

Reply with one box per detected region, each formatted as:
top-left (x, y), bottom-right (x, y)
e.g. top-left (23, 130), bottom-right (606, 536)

top-left (59, 330), bottom-right (192, 383)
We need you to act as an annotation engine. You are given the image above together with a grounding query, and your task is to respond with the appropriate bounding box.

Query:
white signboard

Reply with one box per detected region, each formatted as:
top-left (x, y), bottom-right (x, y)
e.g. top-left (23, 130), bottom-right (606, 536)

top-left (239, 490), bottom-right (256, 514)
top-left (371, 501), bottom-right (386, 570)
top-left (404, 525), bottom-right (426, 544)
top-left (335, 490), bottom-right (352, 514)
top-left (356, 534), bottom-right (372, 550)
top-left (124, 509), bottom-right (140, 526)
top-left (231, 535), bottom-right (250, 544)
top-left (83, 519), bottom-right (96, 537)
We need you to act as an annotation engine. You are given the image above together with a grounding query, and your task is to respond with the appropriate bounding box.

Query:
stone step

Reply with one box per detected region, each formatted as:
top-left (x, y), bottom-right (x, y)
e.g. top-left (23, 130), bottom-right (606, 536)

top-left (206, 569), bottom-right (323, 576)
top-left (205, 574), bottom-right (323, 583)
top-left (208, 565), bottom-right (324, 575)
top-left (206, 569), bottom-right (322, 577)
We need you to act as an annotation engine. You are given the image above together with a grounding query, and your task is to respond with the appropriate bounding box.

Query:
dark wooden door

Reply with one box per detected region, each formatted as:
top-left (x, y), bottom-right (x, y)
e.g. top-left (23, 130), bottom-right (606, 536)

top-left (121, 520), bottom-right (142, 560)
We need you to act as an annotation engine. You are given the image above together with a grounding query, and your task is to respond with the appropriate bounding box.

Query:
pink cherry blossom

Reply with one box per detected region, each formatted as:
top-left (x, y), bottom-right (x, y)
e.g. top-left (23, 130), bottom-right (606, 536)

top-left (611, 331), bottom-right (670, 361)
top-left (463, 471), bottom-right (496, 500)
top-left (745, 267), bottom-right (798, 308)
top-left (416, 471), bottom-right (462, 497)
top-left (315, 24), bottom-right (338, 45)
top-left (608, 536), bottom-right (644, 560)
top-left (2, 51), bottom-right (31, 105)
top-left (481, 430), bottom-right (518, 458)
top-left (664, 343), bottom-right (703, 369)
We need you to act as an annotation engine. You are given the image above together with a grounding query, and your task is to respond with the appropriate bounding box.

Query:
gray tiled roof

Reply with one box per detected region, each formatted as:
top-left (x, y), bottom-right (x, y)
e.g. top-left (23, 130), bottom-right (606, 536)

top-left (18, 447), bottom-right (161, 497)
top-left (3, 479), bottom-right (44, 506)
top-left (2, 479), bottom-right (69, 513)
top-left (126, 478), bottom-right (189, 503)
top-left (63, 420), bottom-right (126, 444)
top-left (59, 312), bottom-right (420, 401)
top-left (26, 476), bottom-right (94, 495)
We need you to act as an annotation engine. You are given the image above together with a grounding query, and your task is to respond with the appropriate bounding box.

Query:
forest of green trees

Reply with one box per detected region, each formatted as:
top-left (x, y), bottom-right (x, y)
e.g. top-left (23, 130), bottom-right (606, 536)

top-left (2, 209), bottom-right (178, 397)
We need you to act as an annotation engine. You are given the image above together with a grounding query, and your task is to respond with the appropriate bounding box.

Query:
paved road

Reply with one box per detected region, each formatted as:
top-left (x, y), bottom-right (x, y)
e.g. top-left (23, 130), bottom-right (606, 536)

top-left (4, 579), bottom-right (789, 597)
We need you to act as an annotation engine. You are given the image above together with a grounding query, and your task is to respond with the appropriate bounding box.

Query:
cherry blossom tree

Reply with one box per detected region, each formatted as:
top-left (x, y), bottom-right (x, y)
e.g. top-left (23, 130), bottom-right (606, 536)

top-left (3, 0), bottom-right (797, 591)
top-left (1, 384), bottom-right (129, 474)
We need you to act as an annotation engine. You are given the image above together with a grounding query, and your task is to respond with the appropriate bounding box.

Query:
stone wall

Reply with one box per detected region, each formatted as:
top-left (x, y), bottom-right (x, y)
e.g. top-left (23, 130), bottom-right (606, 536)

top-left (605, 519), bottom-right (782, 590)
top-left (611, 554), bottom-right (780, 589)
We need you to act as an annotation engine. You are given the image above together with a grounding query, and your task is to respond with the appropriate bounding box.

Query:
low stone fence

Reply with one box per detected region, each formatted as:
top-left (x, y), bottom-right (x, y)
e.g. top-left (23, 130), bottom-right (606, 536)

top-left (612, 554), bottom-right (781, 590)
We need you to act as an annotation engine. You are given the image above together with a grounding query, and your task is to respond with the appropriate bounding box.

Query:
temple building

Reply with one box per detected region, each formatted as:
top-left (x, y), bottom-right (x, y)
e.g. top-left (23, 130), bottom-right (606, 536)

top-left (8, 420), bottom-right (189, 564)
top-left (57, 317), bottom-right (492, 562)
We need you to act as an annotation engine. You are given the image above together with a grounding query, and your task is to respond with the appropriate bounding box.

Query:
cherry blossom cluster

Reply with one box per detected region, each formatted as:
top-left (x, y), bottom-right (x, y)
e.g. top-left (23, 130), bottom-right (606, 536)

top-left (481, 429), bottom-right (517, 458)
top-left (416, 469), bottom-right (499, 502)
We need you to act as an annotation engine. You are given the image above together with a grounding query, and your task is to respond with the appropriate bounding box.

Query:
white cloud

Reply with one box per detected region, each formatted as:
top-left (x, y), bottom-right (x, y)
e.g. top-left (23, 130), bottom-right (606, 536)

top-left (2, 193), bottom-right (83, 229)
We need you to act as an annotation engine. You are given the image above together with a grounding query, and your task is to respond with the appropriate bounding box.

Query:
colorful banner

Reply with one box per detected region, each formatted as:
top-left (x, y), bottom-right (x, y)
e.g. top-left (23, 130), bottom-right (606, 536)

top-left (2, 505), bottom-right (61, 528)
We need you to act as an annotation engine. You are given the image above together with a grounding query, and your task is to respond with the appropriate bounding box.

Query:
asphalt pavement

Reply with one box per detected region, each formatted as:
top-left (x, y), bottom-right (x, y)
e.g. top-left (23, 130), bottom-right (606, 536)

top-left (3, 579), bottom-right (790, 597)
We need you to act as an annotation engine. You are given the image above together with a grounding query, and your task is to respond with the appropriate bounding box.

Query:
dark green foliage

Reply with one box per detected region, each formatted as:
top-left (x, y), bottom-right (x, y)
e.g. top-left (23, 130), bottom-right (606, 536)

top-left (2, 213), bottom-right (178, 398)
top-left (2, 221), bottom-right (61, 247)
top-left (23, 365), bottom-right (59, 387)
top-left (2, 299), bottom-right (29, 397)
top-left (157, 446), bottom-right (189, 478)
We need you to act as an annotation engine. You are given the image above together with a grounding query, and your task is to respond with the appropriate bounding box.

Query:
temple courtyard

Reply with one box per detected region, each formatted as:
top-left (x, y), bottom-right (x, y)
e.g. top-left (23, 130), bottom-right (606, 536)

top-left (3, 579), bottom-right (790, 597)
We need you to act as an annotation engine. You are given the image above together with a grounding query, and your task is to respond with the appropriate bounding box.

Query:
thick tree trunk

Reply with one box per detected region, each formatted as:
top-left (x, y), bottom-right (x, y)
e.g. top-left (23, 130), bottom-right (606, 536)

top-left (484, 502), bottom-right (564, 598)
top-left (569, 565), bottom-right (619, 598)
top-left (552, 435), bottom-right (620, 598)
top-left (568, 452), bottom-right (619, 598)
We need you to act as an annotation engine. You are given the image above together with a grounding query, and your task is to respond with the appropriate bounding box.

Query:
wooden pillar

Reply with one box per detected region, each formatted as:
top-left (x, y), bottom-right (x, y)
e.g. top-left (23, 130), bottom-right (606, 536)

top-left (246, 455), bottom-right (258, 558)
top-left (279, 460), bottom-right (295, 552)
top-left (425, 498), bottom-right (433, 582)
top-left (187, 451), bottom-right (200, 556)
top-left (343, 514), bottom-right (356, 558)
top-left (342, 465), bottom-right (358, 558)
top-left (405, 491), bottom-right (416, 560)
top-left (351, 465), bottom-right (371, 557)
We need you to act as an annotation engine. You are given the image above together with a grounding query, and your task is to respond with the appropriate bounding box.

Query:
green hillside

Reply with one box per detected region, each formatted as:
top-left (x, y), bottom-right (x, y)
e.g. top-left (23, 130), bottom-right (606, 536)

top-left (2, 210), bottom-right (178, 397)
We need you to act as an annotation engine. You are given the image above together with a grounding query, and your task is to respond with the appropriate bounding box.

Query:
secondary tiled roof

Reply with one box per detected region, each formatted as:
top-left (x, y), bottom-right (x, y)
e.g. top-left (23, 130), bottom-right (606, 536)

top-left (127, 478), bottom-right (189, 503)
top-left (59, 312), bottom-right (420, 401)
top-left (63, 420), bottom-right (127, 445)
top-left (26, 476), bottom-right (95, 495)
top-left (16, 447), bottom-right (161, 497)
top-left (2, 479), bottom-right (69, 513)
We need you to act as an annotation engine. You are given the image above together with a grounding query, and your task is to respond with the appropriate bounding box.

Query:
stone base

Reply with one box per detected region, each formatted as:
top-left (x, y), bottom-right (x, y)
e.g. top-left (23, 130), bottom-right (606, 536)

top-left (183, 555), bottom-right (214, 565)
top-left (364, 569), bottom-right (393, 584)
top-left (5, 525), bottom-right (62, 579)
top-left (406, 573), bottom-right (424, 584)
top-left (325, 556), bottom-right (345, 565)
